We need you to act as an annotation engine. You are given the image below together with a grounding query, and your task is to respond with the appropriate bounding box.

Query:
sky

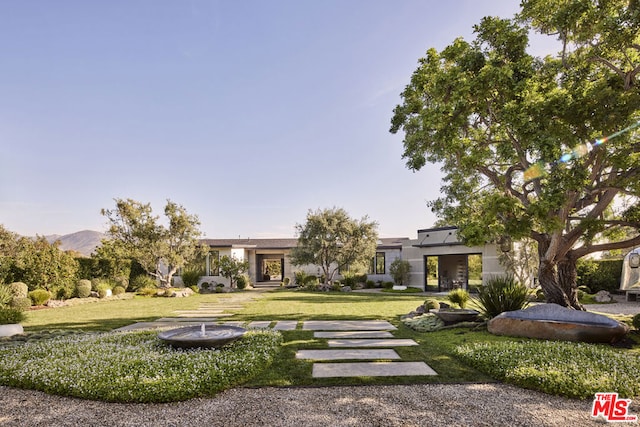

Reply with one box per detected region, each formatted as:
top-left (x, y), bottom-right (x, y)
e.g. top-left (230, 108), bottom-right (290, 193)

top-left (0, 0), bottom-right (558, 239)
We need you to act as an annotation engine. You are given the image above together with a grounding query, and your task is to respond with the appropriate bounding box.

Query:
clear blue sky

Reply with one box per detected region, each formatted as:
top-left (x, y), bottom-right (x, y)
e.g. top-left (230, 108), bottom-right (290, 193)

top-left (0, 1), bottom-right (555, 238)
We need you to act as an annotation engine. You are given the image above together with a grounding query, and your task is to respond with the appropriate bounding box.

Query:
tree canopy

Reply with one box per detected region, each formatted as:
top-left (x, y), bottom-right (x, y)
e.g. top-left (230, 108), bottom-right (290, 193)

top-left (290, 207), bottom-right (379, 283)
top-left (390, 4), bottom-right (640, 309)
top-left (101, 199), bottom-right (206, 287)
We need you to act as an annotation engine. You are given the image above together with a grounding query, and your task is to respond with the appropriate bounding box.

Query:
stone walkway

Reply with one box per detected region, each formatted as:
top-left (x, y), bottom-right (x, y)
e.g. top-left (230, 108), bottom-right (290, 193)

top-left (115, 291), bottom-right (438, 379)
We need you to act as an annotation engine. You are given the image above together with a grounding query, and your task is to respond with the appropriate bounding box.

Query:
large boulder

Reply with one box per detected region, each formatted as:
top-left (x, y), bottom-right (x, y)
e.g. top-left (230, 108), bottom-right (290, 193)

top-left (488, 304), bottom-right (629, 343)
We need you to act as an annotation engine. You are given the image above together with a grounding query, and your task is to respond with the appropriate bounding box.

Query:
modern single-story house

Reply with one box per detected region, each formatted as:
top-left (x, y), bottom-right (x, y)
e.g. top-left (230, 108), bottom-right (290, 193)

top-left (181, 226), bottom-right (507, 290)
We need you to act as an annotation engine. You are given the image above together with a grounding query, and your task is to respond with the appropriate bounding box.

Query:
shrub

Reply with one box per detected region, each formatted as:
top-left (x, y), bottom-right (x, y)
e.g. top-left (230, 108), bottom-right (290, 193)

top-left (342, 274), bottom-right (356, 287)
top-left (0, 308), bottom-right (25, 325)
top-left (402, 313), bottom-right (444, 332)
top-left (382, 281), bottom-right (394, 289)
top-left (76, 280), bottom-right (92, 298)
top-left (476, 275), bottom-right (529, 319)
top-left (28, 289), bottom-right (51, 306)
top-left (180, 269), bottom-right (203, 288)
top-left (236, 275), bottom-right (248, 290)
top-left (304, 276), bottom-right (319, 290)
top-left (130, 275), bottom-right (156, 292)
top-left (423, 298), bottom-right (440, 311)
top-left (356, 274), bottom-right (368, 284)
top-left (633, 313), bottom-right (640, 330)
top-left (281, 277), bottom-right (290, 287)
top-left (8, 282), bottom-right (29, 299)
top-left (447, 289), bottom-right (470, 309)
top-left (200, 282), bottom-right (211, 292)
top-left (138, 287), bottom-right (159, 297)
top-left (9, 297), bottom-right (31, 312)
top-left (294, 271), bottom-right (309, 286)
top-left (365, 280), bottom-right (376, 289)
top-left (0, 286), bottom-right (12, 307)
top-left (112, 286), bottom-right (126, 296)
top-left (188, 285), bottom-right (199, 294)
top-left (576, 259), bottom-right (623, 293)
top-left (389, 259), bottom-right (411, 285)
top-left (96, 282), bottom-right (112, 299)
top-left (54, 282), bottom-right (75, 300)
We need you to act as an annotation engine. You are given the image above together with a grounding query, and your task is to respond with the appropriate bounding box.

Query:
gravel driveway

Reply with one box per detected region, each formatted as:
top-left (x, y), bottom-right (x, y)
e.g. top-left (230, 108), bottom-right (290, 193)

top-left (0, 383), bottom-right (621, 427)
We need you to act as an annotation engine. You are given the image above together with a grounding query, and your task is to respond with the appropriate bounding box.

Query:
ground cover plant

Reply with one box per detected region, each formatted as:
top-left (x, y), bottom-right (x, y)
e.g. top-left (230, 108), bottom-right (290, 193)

top-left (0, 329), bottom-right (281, 403)
top-left (454, 340), bottom-right (640, 399)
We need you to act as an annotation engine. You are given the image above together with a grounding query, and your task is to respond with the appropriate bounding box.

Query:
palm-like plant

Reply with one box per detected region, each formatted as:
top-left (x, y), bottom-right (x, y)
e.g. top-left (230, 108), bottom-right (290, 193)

top-left (476, 275), bottom-right (529, 319)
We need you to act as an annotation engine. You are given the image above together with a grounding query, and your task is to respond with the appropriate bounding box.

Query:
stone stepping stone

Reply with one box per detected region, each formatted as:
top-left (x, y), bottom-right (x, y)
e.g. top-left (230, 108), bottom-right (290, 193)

top-left (312, 362), bottom-right (437, 378)
top-left (156, 317), bottom-right (234, 322)
top-left (296, 349), bottom-right (400, 360)
top-left (314, 331), bottom-right (394, 339)
top-left (247, 321), bottom-right (272, 329)
top-left (303, 320), bottom-right (396, 331)
top-left (220, 321), bottom-right (246, 327)
top-left (327, 339), bottom-right (418, 347)
top-left (174, 313), bottom-right (235, 318)
top-left (273, 321), bottom-right (298, 331)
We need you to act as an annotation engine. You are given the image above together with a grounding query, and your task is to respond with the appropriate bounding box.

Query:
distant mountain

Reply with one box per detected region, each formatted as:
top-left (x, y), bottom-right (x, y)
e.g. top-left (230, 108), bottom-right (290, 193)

top-left (46, 230), bottom-right (105, 257)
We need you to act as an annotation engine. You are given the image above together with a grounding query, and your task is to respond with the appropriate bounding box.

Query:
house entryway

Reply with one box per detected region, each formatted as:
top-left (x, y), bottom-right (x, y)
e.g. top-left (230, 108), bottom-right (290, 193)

top-left (424, 254), bottom-right (482, 292)
top-left (256, 254), bottom-right (284, 282)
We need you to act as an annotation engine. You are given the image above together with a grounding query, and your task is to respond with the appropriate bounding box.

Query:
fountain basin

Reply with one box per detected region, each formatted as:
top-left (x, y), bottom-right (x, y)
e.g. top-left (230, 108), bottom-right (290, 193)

top-left (158, 324), bottom-right (246, 349)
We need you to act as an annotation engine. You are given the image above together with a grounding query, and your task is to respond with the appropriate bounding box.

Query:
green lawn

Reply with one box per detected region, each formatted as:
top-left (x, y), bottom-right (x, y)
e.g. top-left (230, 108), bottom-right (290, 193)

top-left (10, 288), bottom-right (640, 401)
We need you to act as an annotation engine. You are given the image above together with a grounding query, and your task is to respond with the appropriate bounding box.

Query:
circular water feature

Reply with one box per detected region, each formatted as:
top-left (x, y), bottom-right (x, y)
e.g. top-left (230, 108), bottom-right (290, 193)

top-left (158, 324), bottom-right (246, 349)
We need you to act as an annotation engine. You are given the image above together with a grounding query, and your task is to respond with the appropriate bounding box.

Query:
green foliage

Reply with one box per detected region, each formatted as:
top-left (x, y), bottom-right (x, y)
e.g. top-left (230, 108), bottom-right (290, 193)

top-left (454, 340), bottom-right (640, 399)
top-left (54, 282), bottom-right (75, 300)
top-left (101, 198), bottom-right (206, 287)
top-left (180, 268), bottom-right (203, 288)
top-left (28, 289), bottom-right (51, 306)
top-left (236, 275), bottom-right (248, 290)
top-left (365, 279), bottom-right (376, 288)
top-left (0, 308), bottom-right (25, 325)
top-left (402, 313), bottom-right (444, 332)
top-left (423, 298), bottom-right (440, 311)
top-left (381, 281), bottom-right (394, 289)
top-left (294, 271), bottom-right (308, 286)
top-left (130, 275), bottom-right (156, 292)
top-left (290, 207), bottom-right (379, 283)
top-left (76, 280), bottom-right (92, 298)
top-left (0, 330), bottom-right (282, 403)
top-left (576, 259), bottom-right (624, 293)
top-left (390, 8), bottom-right (640, 307)
top-left (137, 287), bottom-right (159, 297)
top-left (0, 286), bottom-right (12, 307)
top-left (632, 313), bottom-right (640, 330)
top-left (8, 282), bottom-right (28, 299)
top-left (9, 297), bottom-right (31, 312)
top-left (112, 286), bottom-right (126, 296)
top-left (389, 259), bottom-right (411, 285)
top-left (476, 275), bottom-right (529, 319)
top-left (281, 277), bottom-right (290, 287)
top-left (447, 289), bottom-right (470, 309)
top-left (216, 256), bottom-right (249, 289)
top-left (96, 282), bottom-right (111, 299)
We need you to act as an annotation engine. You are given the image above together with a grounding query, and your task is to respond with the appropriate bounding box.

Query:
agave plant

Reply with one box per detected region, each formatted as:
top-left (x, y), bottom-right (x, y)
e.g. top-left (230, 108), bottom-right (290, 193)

top-left (447, 288), bottom-right (470, 309)
top-left (476, 275), bottom-right (529, 319)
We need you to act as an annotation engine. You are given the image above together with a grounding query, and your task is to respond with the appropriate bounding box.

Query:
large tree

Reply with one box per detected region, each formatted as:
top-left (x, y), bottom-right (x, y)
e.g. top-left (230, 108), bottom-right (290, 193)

top-left (290, 207), bottom-right (379, 283)
top-left (101, 198), bottom-right (206, 287)
top-left (390, 10), bottom-right (640, 309)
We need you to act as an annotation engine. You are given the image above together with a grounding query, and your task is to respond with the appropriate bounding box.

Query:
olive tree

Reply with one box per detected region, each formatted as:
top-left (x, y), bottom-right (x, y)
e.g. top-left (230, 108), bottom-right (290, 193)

top-left (290, 207), bottom-right (378, 283)
top-left (101, 198), bottom-right (207, 287)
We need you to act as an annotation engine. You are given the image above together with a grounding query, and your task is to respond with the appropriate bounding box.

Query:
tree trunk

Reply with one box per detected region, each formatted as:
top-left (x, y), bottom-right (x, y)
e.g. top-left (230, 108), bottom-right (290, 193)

top-left (557, 256), bottom-right (584, 310)
top-left (538, 259), bottom-right (571, 307)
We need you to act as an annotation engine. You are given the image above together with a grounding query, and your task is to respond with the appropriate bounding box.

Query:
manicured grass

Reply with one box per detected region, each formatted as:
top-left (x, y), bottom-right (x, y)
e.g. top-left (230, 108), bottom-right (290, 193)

top-left (22, 293), bottom-right (226, 332)
top-left (10, 288), bottom-right (640, 401)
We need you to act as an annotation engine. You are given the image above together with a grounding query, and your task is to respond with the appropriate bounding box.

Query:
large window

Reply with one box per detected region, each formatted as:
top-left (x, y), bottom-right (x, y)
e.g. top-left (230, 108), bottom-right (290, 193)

top-left (208, 250), bottom-right (220, 276)
top-left (369, 252), bottom-right (385, 274)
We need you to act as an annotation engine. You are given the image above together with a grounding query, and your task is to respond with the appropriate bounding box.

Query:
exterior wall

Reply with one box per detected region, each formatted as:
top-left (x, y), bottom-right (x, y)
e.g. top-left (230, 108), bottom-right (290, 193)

top-left (366, 248), bottom-right (401, 284)
top-left (404, 227), bottom-right (506, 290)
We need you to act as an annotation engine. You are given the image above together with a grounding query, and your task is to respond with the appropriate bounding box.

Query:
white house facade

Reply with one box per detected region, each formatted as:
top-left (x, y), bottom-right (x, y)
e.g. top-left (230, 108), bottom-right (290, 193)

top-left (179, 227), bottom-right (507, 290)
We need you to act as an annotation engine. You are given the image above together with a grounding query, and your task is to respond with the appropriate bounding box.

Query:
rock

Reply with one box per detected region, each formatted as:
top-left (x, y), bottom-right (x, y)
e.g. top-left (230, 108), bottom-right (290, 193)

top-left (354, 283), bottom-right (365, 290)
top-left (415, 305), bottom-right (426, 314)
top-left (171, 288), bottom-right (194, 298)
top-left (594, 290), bottom-right (612, 303)
top-left (341, 286), bottom-right (352, 292)
top-left (488, 304), bottom-right (629, 343)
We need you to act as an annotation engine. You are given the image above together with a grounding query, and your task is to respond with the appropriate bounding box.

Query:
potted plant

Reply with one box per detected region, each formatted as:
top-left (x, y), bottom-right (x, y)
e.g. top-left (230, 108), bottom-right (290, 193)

top-left (0, 307), bottom-right (25, 337)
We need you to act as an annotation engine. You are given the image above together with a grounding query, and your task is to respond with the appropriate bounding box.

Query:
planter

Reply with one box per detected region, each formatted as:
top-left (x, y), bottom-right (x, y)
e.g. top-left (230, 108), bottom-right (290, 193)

top-left (0, 324), bottom-right (24, 338)
top-left (432, 309), bottom-right (480, 324)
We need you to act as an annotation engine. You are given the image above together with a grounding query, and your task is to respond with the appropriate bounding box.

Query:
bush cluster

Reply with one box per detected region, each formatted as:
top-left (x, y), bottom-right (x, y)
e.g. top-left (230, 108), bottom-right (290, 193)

top-left (447, 289), bottom-right (470, 309)
top-left (423, 298), bottom-right (440, 311)
top-left (28, 289), bottom-right (51, 306)
top-left (576, 259), bottom-right (623, 293)
top-left (76, 280), bottom-right (92, 298)
top-left (130, 275), bottom-right (156, 292)
top-left (8, 282), bottom-right (28, 299)
top-left (0, 308), bottom-right (25, 325)
top-left (475, 275), bottom-right (529, 319)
